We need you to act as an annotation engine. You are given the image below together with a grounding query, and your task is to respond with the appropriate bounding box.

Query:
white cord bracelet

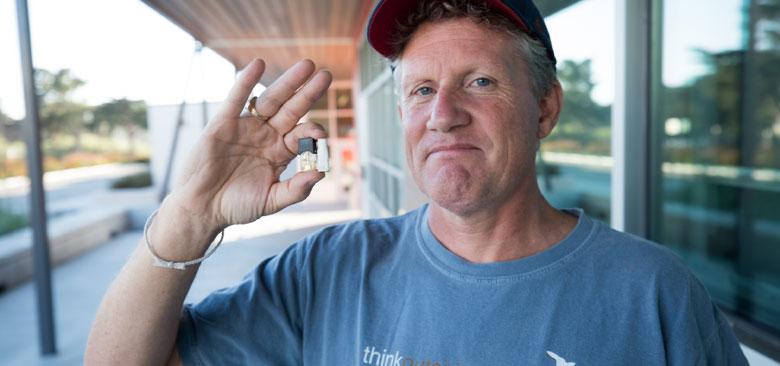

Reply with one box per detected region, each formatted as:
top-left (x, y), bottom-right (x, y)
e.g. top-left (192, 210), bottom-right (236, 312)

top-left (143, 209), bottom-right (225, 270)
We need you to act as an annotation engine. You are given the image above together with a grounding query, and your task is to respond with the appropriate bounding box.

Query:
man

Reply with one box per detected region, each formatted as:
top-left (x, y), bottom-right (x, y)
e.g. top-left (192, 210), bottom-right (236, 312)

top-left (86, 0), bottom-right (748, 365)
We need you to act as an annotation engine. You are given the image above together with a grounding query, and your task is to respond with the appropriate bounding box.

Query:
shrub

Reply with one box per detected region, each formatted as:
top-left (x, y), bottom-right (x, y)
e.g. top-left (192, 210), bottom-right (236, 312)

top-left (111, 171), bottom-right (152, 189)
top-left (0, 208), bottom-right (28, 236)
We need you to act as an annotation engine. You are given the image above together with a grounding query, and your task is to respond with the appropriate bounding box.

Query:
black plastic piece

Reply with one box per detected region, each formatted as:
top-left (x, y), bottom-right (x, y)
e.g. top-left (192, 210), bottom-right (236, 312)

top-left (298, 137), bottom-right (317, 154)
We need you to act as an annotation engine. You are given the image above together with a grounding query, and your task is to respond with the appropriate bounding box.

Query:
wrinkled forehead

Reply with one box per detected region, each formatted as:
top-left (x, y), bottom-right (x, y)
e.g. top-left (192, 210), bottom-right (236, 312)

top-left (393, 19), bottom-right (523, 82)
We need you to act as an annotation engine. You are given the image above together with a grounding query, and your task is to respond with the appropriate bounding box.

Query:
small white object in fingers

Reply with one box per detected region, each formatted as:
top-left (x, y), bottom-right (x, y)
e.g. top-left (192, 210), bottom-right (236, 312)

top-left (316, 139), bottom-right (329, 172)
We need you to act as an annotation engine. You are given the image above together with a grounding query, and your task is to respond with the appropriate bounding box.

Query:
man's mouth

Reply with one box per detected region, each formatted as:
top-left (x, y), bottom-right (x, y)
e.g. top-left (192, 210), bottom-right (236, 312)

top-left (427, 144), bottom-right (480, 158)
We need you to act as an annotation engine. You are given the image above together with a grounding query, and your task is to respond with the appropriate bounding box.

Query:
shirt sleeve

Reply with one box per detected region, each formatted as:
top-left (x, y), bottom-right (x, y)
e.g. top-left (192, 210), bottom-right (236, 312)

top-left (700, 308), bottom-right (749, 366)
top-left (660, 268), bottom-right (749, 366)
top-left (176, 241), bottom-right (309, 365)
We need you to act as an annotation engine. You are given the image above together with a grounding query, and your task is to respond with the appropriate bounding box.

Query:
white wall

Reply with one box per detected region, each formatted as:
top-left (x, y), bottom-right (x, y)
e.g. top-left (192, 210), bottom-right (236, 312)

top-left (147, 102), bottom-right (220, 195)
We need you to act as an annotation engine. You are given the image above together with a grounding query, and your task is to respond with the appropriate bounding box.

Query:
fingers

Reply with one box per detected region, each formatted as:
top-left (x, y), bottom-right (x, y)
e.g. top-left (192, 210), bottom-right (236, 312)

top-left (283, 122), bottom-right (328, 155)
top-left (218, 59), bottom-right (266, 119)
top-left (264, 170), bottom-right (325, 215)
top-left (252, 59), bottom-right (317, 126)
top-left (267, 69), bottom-right (333, 133)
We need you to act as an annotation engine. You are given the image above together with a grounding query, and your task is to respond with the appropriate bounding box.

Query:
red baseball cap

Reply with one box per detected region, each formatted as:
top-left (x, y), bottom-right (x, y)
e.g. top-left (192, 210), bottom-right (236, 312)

top-left (367, 0), bottom-right (557, 65)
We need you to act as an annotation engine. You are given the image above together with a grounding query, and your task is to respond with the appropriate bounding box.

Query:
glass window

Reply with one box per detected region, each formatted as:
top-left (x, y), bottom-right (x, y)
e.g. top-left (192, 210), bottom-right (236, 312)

top-left (359, 39), bottom-right (402, 216)
top-left (540, 0), bottom-right (615, 223)
top-left (336, 89), bottom-right (352, 110)
top-left (651, 0), bottom-right (780, 335)
top-left (359, 39), bottom-right (388, 90)
top-left (366, 80), bottom-right (402, 168)
top-left (337, 116), bottom-right (353, 138)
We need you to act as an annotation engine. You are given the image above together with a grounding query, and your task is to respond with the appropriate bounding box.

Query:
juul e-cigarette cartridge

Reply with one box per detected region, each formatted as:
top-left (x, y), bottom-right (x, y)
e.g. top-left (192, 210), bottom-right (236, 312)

top-left (297, 137), bottom-right (329, 172)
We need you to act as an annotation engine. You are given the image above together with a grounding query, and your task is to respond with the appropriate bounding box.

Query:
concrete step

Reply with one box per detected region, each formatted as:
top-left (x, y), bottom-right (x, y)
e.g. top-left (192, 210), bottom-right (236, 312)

top-left (0, 207), bottom-right (129, 293)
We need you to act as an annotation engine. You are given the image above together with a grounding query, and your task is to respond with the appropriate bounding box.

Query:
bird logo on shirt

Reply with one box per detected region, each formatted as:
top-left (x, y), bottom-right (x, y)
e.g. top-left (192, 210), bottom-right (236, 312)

top-left (547, 351), bottom-right (575, 366)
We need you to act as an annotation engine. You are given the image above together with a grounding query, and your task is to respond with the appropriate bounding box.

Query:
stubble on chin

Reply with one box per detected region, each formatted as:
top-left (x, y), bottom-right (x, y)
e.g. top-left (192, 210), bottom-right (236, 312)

top-left (420, 164), bottom-right (492, 217)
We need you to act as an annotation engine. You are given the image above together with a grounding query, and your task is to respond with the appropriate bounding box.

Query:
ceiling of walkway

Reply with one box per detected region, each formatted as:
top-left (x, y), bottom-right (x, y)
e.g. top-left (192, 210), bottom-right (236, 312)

top-left (142, 0), bottom-right (372, 84)
top-left (142, 0), bottom-right (576, 84)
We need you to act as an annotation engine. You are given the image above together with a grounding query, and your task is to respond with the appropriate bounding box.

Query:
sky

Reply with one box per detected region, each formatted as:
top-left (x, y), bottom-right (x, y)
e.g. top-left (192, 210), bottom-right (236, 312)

top-left (546, 0), bottom-right (616, 105)
top-left (661, 0), bottom-right (743, 85)
top-left (0, 0), bottom-right (235, 120)
top-left (1, 0), bottom-right (745, 120)
top-left (546, 0), bottom-right (743, 106)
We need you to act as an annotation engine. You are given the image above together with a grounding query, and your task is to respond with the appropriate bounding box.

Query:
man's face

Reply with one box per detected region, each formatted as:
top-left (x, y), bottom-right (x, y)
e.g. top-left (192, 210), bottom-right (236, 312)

top-left (397, 18), bottom-right (557, 216)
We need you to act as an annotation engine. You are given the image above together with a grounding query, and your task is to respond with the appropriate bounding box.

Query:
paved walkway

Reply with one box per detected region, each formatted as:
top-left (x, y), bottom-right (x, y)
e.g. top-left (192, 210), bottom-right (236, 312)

top-left (0, 214), bottom-right (358, 365)
top-left (0, 166), bottom-right (359, 365)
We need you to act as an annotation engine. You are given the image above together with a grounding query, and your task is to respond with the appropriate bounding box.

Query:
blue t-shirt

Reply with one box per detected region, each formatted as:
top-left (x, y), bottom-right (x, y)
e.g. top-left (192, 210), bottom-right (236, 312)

top-left (177, 206), bottom-right (748, 365)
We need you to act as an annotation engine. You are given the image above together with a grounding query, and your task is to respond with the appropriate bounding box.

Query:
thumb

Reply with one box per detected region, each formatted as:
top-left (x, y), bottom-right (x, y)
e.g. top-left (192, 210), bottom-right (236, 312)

top-left (263, 170), bottom-right (325, 215)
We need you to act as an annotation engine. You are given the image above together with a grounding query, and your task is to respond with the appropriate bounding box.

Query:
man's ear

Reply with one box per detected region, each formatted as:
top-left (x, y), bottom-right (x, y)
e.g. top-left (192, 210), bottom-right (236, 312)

top-left (537, 80), bottom-right (563, 139)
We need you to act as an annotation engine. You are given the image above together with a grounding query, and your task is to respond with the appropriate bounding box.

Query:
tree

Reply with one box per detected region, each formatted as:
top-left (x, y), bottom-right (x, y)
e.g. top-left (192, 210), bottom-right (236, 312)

top-left (552, 59), bottom-right (612, 155)
top-left (0, 104), bottom-right (22, 146)
top-left (35, 68), bottom-right (90, 147)
top-left (92, 98), bottom-right (147, 157)
top-left (0, 105), bottom-right (10, 125)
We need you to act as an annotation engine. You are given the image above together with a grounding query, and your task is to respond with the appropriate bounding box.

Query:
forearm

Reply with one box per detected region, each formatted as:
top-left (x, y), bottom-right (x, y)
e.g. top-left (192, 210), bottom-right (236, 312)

top-left (85, 199), bottom-right (221, 365)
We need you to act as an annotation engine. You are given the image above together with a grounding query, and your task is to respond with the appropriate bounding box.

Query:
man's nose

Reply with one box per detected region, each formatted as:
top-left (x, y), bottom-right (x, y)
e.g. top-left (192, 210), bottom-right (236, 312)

top-left (426, 88), bottom-right (469, 132)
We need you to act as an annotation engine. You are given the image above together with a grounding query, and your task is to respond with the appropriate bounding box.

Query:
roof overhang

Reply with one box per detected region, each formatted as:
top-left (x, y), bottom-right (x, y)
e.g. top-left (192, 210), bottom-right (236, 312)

top-left (142, 0), bottom-right (373, 84)
top-left (141, 0), bottom-right (578, 84)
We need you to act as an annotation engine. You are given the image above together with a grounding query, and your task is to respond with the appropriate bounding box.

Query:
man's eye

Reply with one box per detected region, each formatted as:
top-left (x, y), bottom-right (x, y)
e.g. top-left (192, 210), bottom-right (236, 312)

top-left (414, 86), bottom-right (434, 96)
top-left (473, 78), bottom-right (492, 87)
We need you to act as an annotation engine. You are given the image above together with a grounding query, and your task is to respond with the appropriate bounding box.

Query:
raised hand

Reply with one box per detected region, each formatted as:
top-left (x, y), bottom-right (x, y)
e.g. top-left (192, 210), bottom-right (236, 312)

top-left (165, 58), bottom-right (333, 232)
